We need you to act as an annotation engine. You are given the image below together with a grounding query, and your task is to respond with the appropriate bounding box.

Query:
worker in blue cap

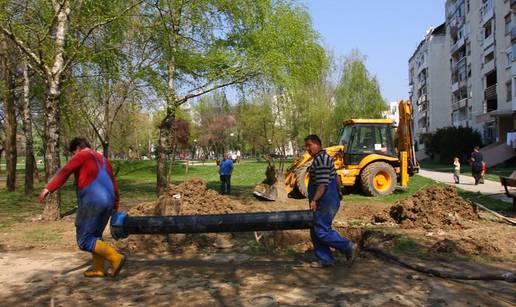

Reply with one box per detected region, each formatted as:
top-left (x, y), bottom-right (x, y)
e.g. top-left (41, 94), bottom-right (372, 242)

top-left (304, 134), bottom-right (357, 267)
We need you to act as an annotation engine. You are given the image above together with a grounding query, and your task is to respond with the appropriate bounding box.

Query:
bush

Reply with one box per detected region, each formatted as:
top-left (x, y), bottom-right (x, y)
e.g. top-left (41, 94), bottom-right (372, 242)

top-left (428, 127), bottom-right (482, 164)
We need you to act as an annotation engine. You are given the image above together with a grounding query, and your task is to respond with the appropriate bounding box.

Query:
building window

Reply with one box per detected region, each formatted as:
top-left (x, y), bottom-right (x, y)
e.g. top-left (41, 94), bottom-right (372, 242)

top-left (466, 42), bottom-right (471, 56)
top-left (484, 51), bottom-right (494, 63)
top-left (505, 14), bottom-right (511, 35)
top-left (484, 19), bottom-right (493, 39)
top-left (466, 0), bottom-right (470, 13)
top-left (507, 81), bottom-right (512, 102)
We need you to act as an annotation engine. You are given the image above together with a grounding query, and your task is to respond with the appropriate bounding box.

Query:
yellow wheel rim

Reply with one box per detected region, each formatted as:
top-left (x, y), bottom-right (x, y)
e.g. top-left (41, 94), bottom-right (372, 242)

top-left (373, 171), bottom-right (392, 192)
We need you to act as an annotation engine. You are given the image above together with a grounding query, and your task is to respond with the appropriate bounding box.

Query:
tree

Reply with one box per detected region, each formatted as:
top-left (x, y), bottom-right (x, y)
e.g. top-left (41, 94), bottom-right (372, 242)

top-left (428, 127), bottom-right (482, 164)
top-left (0, 0), bottom-right (140, 219)
top-left (0, 33), bottom-right (17, 192)
top-left (19, 62), bottom-right (38, 196)
top-left (333, 50), bottom-right (387, 140)
top-left (141, 0), bottom-right (327, 194)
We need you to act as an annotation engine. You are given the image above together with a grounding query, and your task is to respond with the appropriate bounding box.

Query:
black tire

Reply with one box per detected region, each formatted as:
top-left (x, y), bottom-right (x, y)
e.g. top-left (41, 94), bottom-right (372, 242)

top-left (294, 165), bottom-right (310, 197)
top-left (360, 162), bottom-right (396, 196)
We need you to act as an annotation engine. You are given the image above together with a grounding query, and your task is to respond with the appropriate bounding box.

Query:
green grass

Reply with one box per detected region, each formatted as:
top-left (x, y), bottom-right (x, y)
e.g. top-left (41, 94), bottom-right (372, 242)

top-left (457, 189), bottom-right (513, 211)
top-left (420, 159), bottom-right (515, 182)
top-left (343, 175), bottom-right (437, 203)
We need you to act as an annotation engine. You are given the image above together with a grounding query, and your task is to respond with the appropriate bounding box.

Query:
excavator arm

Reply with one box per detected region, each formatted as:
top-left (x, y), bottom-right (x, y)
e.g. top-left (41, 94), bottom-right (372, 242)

top-left (396, 100), bottom-right (419, 181)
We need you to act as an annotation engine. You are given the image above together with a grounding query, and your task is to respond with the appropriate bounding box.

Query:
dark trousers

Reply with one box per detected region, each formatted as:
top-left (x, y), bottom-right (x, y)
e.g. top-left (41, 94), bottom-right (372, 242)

top-left (220, 174), bottom-right (231, 194)
top-left (472, 171), bottom-right (481, 185)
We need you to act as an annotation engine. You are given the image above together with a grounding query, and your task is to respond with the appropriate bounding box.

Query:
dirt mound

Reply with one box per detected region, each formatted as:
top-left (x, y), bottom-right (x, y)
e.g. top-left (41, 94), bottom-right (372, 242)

top-left (116, 179), bottom-right (245, 254)
top-left (431, 238), bottom-right (501, 257)
top-left (389, 186), bottom-right (479, 229)
top-left (161, 178), bottom-right (246, 215)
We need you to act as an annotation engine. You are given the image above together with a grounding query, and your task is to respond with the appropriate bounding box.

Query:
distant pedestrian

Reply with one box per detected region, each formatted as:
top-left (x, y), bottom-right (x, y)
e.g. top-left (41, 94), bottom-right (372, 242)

top-left (236, 150), bottom-right (241, 164)
top-left (453, 157), bottom-right (461, 184)
top-left (219, 153), bottom-right (234, 194)
top-left (470, 146), bottom-right (484, 185)
top-left (480, 162), bottom-right (487, 184)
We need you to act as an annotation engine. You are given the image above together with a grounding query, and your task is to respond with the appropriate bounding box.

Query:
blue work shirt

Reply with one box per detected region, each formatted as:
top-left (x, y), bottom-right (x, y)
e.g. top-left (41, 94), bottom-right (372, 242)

top-left (219, 159), bottom-right (234, 176)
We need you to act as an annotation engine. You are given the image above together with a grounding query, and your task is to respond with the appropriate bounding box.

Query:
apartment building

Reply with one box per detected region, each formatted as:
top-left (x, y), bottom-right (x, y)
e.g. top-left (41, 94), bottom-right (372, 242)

top-left (408, 23), bottom-right (452, 153)
top-left (445, 0), bottom-right (515, 145)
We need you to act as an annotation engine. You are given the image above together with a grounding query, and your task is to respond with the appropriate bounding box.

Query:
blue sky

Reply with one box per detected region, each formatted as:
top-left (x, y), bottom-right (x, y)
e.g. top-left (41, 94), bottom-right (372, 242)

top-left (303, 0), bottom-right (445, 102)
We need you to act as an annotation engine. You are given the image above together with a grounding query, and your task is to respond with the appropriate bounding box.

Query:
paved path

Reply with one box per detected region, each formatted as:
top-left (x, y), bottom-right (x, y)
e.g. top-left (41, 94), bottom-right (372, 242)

top-left (418, 169), bottom-right (512, 203)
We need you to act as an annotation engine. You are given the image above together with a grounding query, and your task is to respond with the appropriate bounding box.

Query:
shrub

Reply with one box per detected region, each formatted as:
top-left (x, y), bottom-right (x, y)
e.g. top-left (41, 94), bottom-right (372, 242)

top-left (428, 127), bottom-right (482, 164)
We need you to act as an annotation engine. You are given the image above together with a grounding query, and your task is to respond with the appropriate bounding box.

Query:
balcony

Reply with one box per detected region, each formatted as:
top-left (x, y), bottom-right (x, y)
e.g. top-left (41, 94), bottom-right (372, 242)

top-left (482, 59), bottom-right (495, 75)
top-left (417, 94), bottom-right (427, 105)
top-left (450, 36), bottom-right (465, 54)
top-left (482, 34), bottom-right (494, 49)
top-left (480, 0), bottom-right (494, 26)
top-left (452, 98), bottom-right (468, 111)
top-left (484, 84), bottom-right (497, 100)
top-left (512, 26), bottom-right (516, 42)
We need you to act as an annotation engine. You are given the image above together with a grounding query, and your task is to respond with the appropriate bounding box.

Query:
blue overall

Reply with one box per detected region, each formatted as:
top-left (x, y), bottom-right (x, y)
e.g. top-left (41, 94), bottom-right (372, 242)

top-left (75, 153), bottom-right (115, 252)
top-left (308, 177), bottom-right (350, 264)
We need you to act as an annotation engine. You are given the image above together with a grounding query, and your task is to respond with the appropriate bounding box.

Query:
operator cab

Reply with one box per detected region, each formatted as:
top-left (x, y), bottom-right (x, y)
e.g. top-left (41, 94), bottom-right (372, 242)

top-left (338, 119), bottom-right (397, 165)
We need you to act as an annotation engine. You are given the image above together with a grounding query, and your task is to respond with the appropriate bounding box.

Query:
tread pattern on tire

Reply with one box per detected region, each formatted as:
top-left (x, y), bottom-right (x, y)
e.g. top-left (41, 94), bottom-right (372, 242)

top-left (294, 165), bottom-right (310, 197)
top-left (360, 162), bottom-right (396, 196)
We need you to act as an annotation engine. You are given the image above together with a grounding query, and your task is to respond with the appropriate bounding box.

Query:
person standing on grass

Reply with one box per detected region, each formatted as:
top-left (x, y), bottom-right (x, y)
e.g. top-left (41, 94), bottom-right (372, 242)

top-left (219, 153), bottom-right (234, 195)
top-left (470, 146), bottom-right (484, 185)
top-left (38, 137), bottom-right (125, 278)
top-left (453, 157), bottom-right (461, 184)
top-left (304, 134), bottom-right (357, 268)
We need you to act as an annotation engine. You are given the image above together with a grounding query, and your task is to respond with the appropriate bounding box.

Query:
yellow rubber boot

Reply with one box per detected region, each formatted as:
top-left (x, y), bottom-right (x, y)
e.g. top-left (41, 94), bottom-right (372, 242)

top-left (94, 240), bottom-right (126, 277)
top-left (83, 253), bottom-right (106, 278)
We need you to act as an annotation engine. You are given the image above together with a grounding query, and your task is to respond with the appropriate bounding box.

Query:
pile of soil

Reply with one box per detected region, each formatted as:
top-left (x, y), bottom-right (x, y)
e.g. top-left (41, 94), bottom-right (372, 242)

top-left (116, 179), bottom-right (245, 254)
top-left (161, 178), bottom-right (246, 215)
top-left (388, 186), bottom-right (479, 229)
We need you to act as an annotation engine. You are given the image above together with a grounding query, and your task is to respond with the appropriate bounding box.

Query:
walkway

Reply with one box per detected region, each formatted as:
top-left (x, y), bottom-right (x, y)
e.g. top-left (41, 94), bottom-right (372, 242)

top-left (418, 169), bottom-right (512, 203)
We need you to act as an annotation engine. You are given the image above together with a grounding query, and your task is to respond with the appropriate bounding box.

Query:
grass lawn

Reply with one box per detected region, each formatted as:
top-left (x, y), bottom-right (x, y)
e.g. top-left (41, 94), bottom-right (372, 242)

top-left (0, 159), bottom-right (510, 230)
top-left (420, 159), bottom-right (515, 182)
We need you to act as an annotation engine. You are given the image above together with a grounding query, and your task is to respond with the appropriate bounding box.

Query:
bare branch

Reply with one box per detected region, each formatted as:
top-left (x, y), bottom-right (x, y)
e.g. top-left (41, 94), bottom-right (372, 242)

top-left (0, 25), bottom-right (49, 76)
top-left (176, 76), bottom-right (251, 105)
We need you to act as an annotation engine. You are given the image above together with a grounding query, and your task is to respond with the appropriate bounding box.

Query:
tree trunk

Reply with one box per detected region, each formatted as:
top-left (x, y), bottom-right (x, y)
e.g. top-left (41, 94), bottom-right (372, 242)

top-left (0, 34), bottom-right (17, 192)
top-left (42, 0), bottom-right (70, 220)
top-left (42, 89), bottom-right (62, 220)
top-left (20, 63), bottom-right (36, 196)
top-left (157, 59), bottom-right (177, 195)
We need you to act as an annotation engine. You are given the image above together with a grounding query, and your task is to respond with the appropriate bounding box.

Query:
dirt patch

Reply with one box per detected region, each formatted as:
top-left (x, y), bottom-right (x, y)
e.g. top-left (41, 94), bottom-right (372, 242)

top-left (431, 238), bottom-right (501, 257)
top-left (388, 186), bottom-right (479, 229)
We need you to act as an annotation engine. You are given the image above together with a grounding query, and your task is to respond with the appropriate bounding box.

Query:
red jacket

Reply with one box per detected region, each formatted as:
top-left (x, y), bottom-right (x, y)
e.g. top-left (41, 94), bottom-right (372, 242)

top-left (46, 149), bottom-right (120, 210)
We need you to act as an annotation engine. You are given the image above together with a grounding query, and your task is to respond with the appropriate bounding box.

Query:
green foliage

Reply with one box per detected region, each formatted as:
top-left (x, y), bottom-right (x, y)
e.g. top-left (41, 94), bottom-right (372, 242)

top-left (428, 126), bottom-right (482, 164)
top-left (333, 51), bottom-right (387, 140)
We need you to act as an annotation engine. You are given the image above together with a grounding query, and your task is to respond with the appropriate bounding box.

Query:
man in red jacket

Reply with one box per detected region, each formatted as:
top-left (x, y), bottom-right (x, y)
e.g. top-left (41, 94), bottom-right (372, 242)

top-left (39, 137), bottom-right (125, 278)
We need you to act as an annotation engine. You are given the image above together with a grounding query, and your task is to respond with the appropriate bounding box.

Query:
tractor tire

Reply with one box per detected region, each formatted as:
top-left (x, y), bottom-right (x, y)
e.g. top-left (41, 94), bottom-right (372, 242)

top-left (360, 162), bottom-right (396, 196)
top-left (294, 165), bottom-right (310, 198)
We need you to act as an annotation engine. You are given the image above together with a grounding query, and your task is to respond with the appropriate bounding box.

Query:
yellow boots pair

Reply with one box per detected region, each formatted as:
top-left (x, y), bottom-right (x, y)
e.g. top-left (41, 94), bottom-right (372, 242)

top-left (84, 240), bottom-right (126, 278)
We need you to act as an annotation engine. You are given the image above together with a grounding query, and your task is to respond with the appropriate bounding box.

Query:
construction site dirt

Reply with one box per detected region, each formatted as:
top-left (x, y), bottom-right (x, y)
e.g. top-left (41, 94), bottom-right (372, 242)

top-left (1, 179), bottom-right (514, 306)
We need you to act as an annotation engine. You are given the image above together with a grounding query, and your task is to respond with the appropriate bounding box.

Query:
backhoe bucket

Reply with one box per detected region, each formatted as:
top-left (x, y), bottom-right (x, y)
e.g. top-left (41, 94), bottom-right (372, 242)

top-left (253, 158), bottom-right (287, 202)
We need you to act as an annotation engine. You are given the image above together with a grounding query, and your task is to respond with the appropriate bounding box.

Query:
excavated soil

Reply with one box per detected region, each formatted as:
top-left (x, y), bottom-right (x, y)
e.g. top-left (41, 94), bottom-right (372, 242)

top-left (116, 179), bottom-right (250, 254)
top-left (388, 186), bottom-right (479, 229)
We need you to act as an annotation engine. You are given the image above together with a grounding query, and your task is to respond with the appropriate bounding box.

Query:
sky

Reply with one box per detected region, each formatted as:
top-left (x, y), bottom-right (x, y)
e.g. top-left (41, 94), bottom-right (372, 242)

top-left (303, 0), bottom-right (445, 102)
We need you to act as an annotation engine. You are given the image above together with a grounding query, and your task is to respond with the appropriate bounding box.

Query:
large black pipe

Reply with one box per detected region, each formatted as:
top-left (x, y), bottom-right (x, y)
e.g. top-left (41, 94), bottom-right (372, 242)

top-left (110, 210), bottom-right (314, 240)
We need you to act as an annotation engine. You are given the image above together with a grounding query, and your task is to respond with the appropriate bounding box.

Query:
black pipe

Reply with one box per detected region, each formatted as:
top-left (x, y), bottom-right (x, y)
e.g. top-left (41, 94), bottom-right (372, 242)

top-left (111, 210), bottom-right (314, 240)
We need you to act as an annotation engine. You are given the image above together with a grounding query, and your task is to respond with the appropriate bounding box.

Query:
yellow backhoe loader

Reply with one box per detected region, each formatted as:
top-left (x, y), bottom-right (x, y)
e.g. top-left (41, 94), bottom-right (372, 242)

top-left (254, 100), bottom-right (419, 201)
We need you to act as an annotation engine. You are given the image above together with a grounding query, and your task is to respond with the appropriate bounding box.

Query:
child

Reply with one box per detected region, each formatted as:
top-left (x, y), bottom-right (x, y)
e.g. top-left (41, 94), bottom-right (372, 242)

top-left (453, 157), bottom-right (460, 184)
top-left (480, 161), bottom-right (486, 184)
